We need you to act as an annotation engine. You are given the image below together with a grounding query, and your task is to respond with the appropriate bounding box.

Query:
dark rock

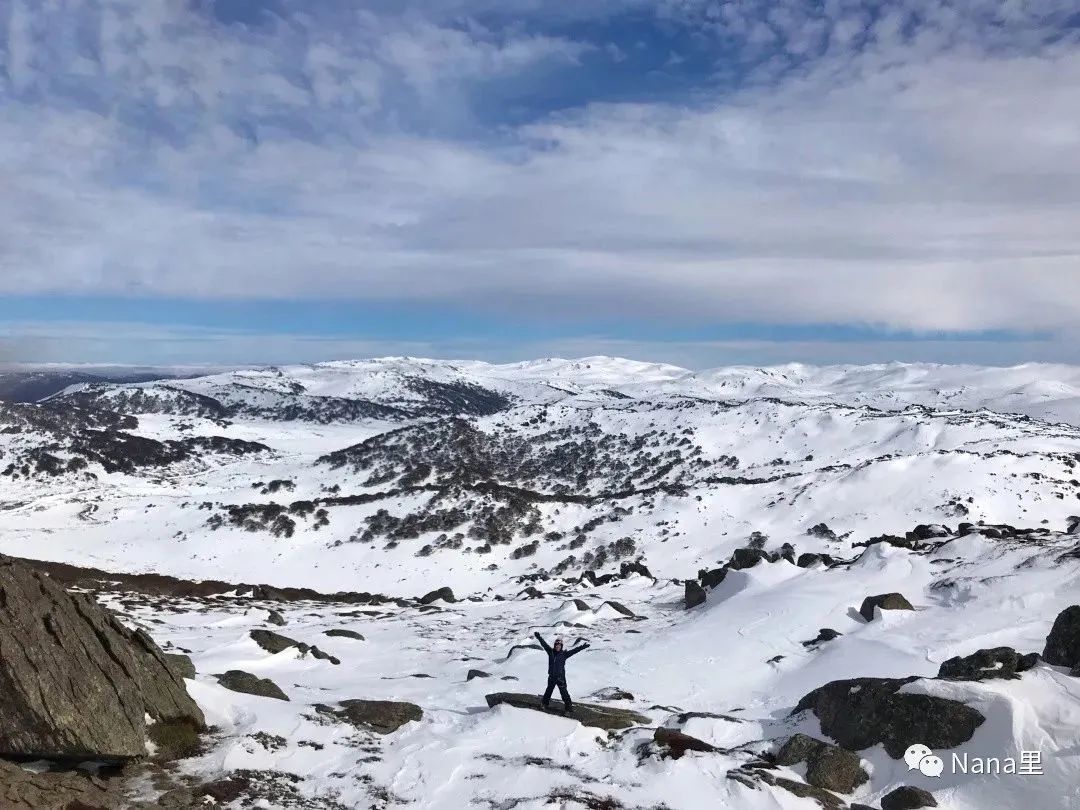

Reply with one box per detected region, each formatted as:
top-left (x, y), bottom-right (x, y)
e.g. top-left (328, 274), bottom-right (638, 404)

top-left (775, 733), bottom-right (868, 794)
top-left (913, 524), bottom-right (951, 540)
top-left (485, 693), bottom-right (650, 730)
top-left (1068, 516), bottom-right (1080, 535)
top-left (591, 687), bottom-right (634, 702)
top-left (807, 523), bottom-right (838, 541)
top-left (957, 522), bottom-right (975, 535)
top-left (797, 553), bottom-right (833, 568)
top-left (779, 543), bottom-right (796, 563)
top-left (938, 647), bottom-right (1039, 681)
top-left (792, 677), bottom-right (984, 758)
top-left (215, 670), bottom-right (289, 701)
top-left (419, 587), bottom-right (456, 605)
top-left (324, 628), bottom-right (364, 641)
top-left (467, 669), bottom-right (491, 681)
top-left (266, 609), bottom-right (287, 626)
top-left (654, 727), bottom-right (717, 759)
top-left (572, 599), bottom-right (591, 611)
top-left (317, 699), bottom-right (422, 734)
top-left (250, 629), bottom-right (340, 664)
top-left (751, 770), bottom-right (844, 810)
top-left (698, 566), bottom-right (727, 589)
top-left (601, 600), bottom-right (637, 618)
top-left (859, 593), bottom-right (914, 622)
top-left (620, 560), bottom-right (654, 579)
top-left (685, 580), bottom-right (707, 609)
top-left (164, 653), bottom-right (196, 680)
top-left (729, 547), bottom-right (771, 570)
top-left (250, 629), bottom-right (301, 654)
top-left (0, 555), bottom-right (205, 763)
top-left (803, 628), bottom-right (842, 648)
top-left (881, 785), bottom-right (938, 810)
top-left (1043, 605), bottom-right (1080, 669)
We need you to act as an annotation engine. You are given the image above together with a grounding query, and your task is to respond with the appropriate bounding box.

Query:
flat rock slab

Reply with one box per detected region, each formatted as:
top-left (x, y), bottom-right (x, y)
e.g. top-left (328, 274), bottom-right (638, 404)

top-left (485, 693), bottom-right (651, 730)
top-left (316, 699), bottom-right (422, 734)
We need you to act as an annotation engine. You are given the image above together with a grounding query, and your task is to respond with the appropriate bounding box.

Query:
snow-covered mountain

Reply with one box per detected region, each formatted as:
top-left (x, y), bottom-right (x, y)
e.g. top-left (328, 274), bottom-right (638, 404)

top-left (3, 357), bottom-right (1080, 809)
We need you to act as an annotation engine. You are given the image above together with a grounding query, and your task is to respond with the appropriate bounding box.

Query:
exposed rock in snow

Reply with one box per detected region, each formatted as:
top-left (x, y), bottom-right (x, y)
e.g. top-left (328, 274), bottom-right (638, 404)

top-left (881, 785), bottom-right (939, 809)
top-left (775, 733), bottom-right (869, 794)
top-left (215, 670), bottom-right (290, 701)
top-left (315, 699), bottom-right (422, 734)
top-left (1042, 605), bottom-right (1080, 673)
top-left (938, 647), bottom-right (1039, 681)
top-left (485, 693), bottom-right (651, 730)
top-left (0, 556), bottom-right (204, 764)
top-left (792, 677), bottom-right (985, 758)
top-left (859, 592), bottom-right (915, 622)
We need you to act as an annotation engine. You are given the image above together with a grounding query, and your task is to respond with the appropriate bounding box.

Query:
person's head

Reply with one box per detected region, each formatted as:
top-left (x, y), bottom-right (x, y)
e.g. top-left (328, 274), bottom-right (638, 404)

top-left (554, 638), bottom-right (564, 651)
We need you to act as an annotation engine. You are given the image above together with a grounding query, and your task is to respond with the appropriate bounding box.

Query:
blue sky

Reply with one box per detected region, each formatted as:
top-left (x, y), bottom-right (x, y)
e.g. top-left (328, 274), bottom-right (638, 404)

top-left (2, 0), bottom-right (1079, 368)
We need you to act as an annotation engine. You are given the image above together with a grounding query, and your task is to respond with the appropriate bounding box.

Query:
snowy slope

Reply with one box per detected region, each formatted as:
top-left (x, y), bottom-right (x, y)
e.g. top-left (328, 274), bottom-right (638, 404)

top-left (4, 356), bottom-right (1080, 809)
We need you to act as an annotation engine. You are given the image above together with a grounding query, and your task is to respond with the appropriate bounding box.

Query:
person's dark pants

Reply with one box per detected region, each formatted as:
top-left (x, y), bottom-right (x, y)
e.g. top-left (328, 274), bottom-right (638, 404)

top-left (542, 677), bottom-right (572, 711)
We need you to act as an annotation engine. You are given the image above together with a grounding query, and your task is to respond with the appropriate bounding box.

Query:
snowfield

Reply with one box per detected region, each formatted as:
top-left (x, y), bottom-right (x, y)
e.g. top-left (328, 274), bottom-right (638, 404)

top-left (3, 356), bottom-right (1080, 809)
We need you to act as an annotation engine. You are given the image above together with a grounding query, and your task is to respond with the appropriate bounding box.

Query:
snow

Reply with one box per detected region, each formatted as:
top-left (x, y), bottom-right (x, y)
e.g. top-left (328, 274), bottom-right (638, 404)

top-left (3, 356), bottom-right (1080, 808)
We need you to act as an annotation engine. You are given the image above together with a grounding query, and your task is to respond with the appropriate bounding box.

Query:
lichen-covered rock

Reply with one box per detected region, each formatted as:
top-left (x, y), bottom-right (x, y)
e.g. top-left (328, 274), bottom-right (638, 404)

top-left (792, 677), bottom-right (984, 759)
top-left (938, 647), bottom-right (1039, 681)
top-left (775, 733), bottom-right (868, 794)
top-left (317, 699), bottom-right (422, 734)
top-left (0, 759), bottom-right (124, 809)
top-left (0, 555), bottom-right (205, 763)
top-left (485, 693), bottom-right (650, 730)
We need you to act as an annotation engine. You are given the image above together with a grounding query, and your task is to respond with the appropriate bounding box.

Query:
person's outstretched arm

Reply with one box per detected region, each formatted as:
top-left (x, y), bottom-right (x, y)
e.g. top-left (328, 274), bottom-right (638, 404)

top-left (534, 632), bottom-right (552, 652)
top-left (566, 642), bottom-right (590, 657)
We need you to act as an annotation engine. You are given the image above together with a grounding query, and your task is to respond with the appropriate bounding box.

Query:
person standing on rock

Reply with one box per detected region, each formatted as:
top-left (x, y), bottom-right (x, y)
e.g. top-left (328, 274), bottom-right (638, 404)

top-left (534, 632), bottom-right (589, 714)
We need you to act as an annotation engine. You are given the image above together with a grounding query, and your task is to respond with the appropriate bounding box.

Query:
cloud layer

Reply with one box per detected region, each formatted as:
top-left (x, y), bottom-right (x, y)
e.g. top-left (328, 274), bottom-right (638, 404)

top-left (2, 0), bottom-right (1079, 353)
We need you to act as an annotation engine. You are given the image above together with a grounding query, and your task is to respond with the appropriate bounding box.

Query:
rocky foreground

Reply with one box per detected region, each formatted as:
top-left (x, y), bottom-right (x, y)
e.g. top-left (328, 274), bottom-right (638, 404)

top-left (0, 517), bottom-right (1079, 808)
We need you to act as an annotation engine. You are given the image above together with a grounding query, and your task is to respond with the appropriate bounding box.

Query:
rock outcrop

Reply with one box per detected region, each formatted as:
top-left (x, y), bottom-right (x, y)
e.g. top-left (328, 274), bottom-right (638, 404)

top-left (792, 677), bottom-right (984, 758)
top-left (859, 593), bottom-right (915, 622)
top-left (775, 734), bottom-right (868, 794)
top-left (485, 693), bottom-right (650, 730)
top-left (938, 647), bottom-right (1039, 681)
top-left (685, 580), bottom-right (707, 609)
top-left (1042, 605), bottom-right (1080, 672)
top-left (0, 555), bottom-right (205, 763)
top-left (0, 759), bottom-right (124, 809)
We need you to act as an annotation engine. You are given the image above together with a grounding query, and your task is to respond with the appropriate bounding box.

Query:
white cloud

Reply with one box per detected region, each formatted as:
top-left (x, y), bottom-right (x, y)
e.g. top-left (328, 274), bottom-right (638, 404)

top-left (1, 0), bottom-right (1079, 343)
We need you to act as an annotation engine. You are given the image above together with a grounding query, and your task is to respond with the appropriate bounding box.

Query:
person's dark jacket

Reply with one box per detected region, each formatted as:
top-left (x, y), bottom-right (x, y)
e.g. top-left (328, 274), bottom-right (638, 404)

top-left (535, 633), bottom-right (588, 681)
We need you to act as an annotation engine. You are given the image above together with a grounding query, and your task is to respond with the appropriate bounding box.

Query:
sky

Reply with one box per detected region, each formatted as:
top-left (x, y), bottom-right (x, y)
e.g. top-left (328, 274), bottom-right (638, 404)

top-left (1, 0), bottom-right (1079, 369)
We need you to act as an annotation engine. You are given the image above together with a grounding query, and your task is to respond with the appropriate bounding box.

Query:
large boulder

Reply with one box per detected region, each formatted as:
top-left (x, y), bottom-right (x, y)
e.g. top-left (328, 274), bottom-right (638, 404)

top-left (792, 677), bottom-right (984, 759)
top-left (485, 693), bottom-right (650, 731)
top-left (859, 593), bottom-right (914, 622)
top-left (685, 580), bottom-right (707, 609)
top-left (316, 699), bottom-right (422, 734)
top-left (881, 785), bottom-right (938, 809)
top-left (729, 547), bottom-right (771, 570)
top-left (1042, 605), bottom-right (1080, 672)
top-left (775, 733), bottom-right (868, 794)
top-left (938, 647), bottom-right (1039, 681)
top-left (0, 555), bottom-right (205, 763)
